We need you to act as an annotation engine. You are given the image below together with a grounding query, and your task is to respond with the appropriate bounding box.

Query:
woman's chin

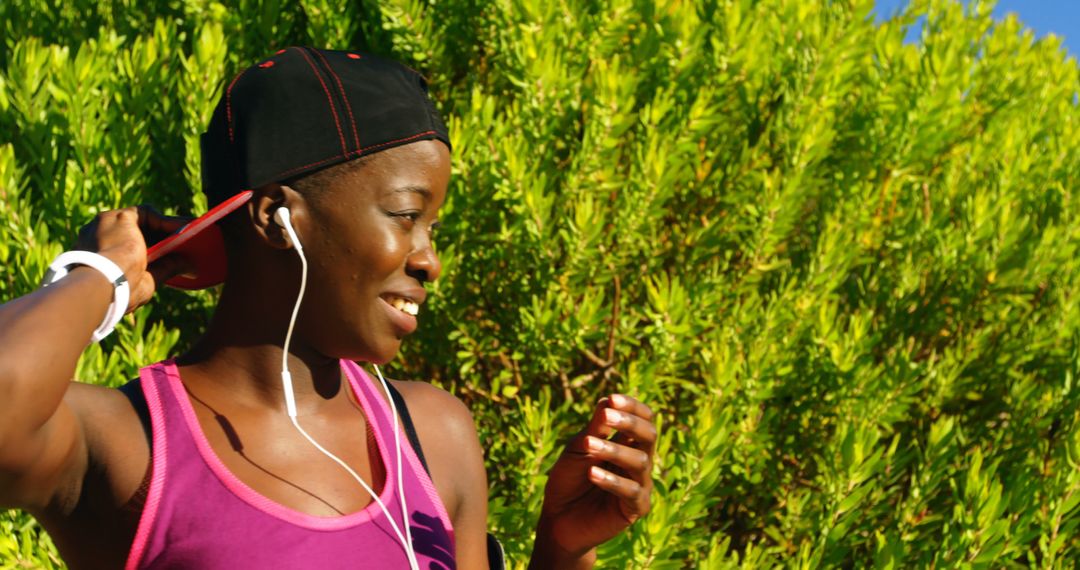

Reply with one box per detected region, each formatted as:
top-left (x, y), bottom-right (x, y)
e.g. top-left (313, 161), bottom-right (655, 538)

top-left (367, 338), bottom-right (403, 366)
top-left (368, 354), bottom-right (396, 366)
top-left (324, 334), bottom-right (401, 365)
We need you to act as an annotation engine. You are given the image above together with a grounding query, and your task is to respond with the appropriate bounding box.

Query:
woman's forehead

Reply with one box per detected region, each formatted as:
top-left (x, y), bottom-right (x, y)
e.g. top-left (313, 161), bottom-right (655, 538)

top-left (310, 140), bottom-right (451, 204)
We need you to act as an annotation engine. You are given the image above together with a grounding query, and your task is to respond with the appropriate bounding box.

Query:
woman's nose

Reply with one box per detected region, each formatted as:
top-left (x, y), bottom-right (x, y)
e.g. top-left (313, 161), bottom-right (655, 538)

top-left (406, 243), bottom-right (441, 283)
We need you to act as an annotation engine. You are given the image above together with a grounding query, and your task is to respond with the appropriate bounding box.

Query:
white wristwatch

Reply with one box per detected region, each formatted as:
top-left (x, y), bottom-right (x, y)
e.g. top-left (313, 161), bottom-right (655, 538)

top-left (42, 251), bottom-right (131, 342)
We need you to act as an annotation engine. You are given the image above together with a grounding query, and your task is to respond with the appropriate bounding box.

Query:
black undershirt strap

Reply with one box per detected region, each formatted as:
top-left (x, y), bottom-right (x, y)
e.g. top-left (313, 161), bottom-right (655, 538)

top-left (383, 381), bottom-right (432, 477)
top-left (384, 381), bottom-right (506, 569)
top-left (119, 377), bottom-right (152, 450)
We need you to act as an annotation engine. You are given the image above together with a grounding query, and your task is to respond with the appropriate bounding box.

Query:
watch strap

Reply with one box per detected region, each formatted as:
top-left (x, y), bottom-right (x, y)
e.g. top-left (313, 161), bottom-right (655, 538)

top-left (42, 250), bottom-right (131, 342)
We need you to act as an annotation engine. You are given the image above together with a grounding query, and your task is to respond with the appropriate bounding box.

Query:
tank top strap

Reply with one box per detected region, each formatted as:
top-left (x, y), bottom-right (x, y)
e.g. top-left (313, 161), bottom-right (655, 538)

top-left (125, 360), bottom-right (182, 570)
top-left (341, 360), bottom-right (454, 535)
top-left (341, 360), bottom-right (397, 438)
top-left (137, 359), bottom-right (207, 468)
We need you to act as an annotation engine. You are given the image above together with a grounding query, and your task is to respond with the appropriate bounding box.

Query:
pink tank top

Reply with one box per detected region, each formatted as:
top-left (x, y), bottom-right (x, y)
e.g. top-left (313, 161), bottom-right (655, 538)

top-left (125, 359), bottom-right (455, 569)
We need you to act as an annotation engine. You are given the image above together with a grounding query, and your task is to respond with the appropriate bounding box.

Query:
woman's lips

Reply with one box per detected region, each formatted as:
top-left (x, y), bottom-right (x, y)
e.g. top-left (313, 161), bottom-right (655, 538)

top-left (378, 296), bottom-right (418, 335)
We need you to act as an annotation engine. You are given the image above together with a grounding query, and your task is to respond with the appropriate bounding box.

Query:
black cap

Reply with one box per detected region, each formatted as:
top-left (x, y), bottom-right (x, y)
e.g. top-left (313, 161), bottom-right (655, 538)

top-left (200, 46), bottom-right (451, 206)
top-left (156, 48), bottom-right (449, 291)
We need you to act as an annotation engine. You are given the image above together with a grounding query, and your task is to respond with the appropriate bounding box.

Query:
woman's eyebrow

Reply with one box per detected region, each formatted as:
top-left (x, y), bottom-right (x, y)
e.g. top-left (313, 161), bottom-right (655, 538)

top-left (393, 185), bottom-right (431, 200)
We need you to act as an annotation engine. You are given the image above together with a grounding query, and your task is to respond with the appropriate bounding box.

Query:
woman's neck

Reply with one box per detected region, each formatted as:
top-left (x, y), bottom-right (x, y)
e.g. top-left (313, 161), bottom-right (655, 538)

top-left (175, 281), bottom-right (349, 414)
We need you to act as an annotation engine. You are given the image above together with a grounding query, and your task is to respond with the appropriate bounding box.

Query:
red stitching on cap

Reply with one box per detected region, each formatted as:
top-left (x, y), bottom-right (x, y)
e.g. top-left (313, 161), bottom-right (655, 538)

top-left (276, 49), bottom-right (286, 54)
top-left (225, 69), bottom-right (249, 144)
top-left (296, 48), bottom-right (348, 155)
top-left (269, 130), bottom-right (439, 182)
top-left (314, 50), bottom-right (361, 151)
top-left (273, 154), bottom-right (347, 180)
top-left (357, 130), bottom-right (437, 154)
top-left (258, 60), bottom-right (275, 68)
top-left (347, 53), bottom-right (361, 59)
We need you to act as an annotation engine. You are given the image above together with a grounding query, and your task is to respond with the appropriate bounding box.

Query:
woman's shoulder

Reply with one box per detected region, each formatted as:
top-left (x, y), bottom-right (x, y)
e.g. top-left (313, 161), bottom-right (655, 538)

top-left (64, 381), bottom-right (152, 501)
top-left (60, 380), bottom-right (146, 469)
top-left (387, 379), bottom-right (477, 440)
top-left (387, 379), bottom-right (487, 528)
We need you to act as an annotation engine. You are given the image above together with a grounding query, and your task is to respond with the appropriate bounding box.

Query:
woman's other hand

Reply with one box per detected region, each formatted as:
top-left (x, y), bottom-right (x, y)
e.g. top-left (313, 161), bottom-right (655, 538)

top-left (75, 206), bottom-right (191, 311)
top-left (530, 394), bottom-right (656, 569)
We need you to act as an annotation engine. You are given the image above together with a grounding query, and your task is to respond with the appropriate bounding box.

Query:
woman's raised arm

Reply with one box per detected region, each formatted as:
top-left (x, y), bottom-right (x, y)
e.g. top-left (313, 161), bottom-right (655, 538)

top-left (0, 207), bottom-right (185, 512)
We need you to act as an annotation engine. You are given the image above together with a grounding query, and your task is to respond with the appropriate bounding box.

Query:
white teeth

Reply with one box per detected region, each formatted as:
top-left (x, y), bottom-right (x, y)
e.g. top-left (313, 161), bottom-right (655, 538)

top-left (386, 296), bottom-right (419, 317)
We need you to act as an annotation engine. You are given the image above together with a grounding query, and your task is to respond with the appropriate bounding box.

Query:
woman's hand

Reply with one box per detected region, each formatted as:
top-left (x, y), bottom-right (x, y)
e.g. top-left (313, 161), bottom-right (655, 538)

top-left (75, 206), bottom-right (191, 312)
top-left (530, 394), bottom-right (656, 569)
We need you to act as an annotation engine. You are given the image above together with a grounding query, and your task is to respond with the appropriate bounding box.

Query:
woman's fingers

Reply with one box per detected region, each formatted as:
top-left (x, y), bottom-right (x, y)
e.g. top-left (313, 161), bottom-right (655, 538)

top-left (139, 205), bottom-right (197, 299)
top-left (588, 466), bottom-right (644, 499)
top-left (602, 397), bottom-right (658, 453)
top-left (584, 435), bottom-right (651, 483)
top-left (610, 394), bottom-right (654, 423)
top-left (147, 253), bottom-right (192, 284)
top-left (72, 205), bottom-right (193, 312)
top-left (588, 466), bottom-right (650, 522)
top-left (572, 393), bottom-right (657, 522)
top-left (581, 397), bottom-right (617, 440)
top-left (577, 394), bottom-right (657, 468)
top-left (582, 394), bottom-right (657, 442)
top-left (64, 205), bottom-right (195, 316)
top-left (593, 393), bottom-right (656, 520)
top-left (137, 204), bottom-right (191, 244)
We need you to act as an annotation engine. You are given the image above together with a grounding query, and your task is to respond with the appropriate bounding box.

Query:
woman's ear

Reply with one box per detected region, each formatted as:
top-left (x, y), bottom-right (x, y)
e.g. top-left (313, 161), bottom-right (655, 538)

top-left (247, 183), bottom-right (304, 250)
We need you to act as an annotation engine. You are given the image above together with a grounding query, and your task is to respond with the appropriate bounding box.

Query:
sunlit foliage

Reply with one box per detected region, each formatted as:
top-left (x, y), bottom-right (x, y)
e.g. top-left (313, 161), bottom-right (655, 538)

top-left (2, 0), bottom-right (1080, 567)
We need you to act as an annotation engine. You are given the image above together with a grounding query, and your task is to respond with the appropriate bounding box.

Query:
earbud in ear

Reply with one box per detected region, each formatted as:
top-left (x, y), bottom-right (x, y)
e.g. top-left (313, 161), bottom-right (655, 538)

top-left (273, 206), bottom-right (291, 229)
top-left (273, 207), bottom-right (303, 251)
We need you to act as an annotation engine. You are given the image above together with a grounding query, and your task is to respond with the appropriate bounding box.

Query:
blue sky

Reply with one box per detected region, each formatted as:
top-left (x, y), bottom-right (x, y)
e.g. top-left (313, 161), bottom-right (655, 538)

top-left (872, 0), bottom-right (1079, 57)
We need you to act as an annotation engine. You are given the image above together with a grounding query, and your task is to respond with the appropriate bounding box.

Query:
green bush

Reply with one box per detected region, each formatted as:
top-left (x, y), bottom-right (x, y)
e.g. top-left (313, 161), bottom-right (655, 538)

top-left (2, 0), bottom-right (1080, 567)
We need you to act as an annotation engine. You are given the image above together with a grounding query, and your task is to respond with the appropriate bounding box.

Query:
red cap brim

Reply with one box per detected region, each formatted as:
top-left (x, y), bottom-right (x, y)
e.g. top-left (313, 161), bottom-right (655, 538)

top-left (146, 190), bottom-right (253, 290)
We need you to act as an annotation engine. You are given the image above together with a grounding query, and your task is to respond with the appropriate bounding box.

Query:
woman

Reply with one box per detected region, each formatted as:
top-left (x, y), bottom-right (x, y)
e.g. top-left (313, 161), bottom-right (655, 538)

top-left (0, 47), bottom-right (655, 569)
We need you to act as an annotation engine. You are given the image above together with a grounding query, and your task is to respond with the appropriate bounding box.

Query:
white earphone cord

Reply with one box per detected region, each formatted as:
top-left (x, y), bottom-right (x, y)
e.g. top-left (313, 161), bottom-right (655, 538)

top-left (276, 209), bottom-right (419, 570)
top-left (375, 363), bottom-right (416, 565)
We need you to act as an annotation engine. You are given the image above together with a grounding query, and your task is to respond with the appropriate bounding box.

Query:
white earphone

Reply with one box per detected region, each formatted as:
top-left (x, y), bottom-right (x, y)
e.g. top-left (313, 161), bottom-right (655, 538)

top-left (273, 207), bottom-right (419, 570)
top-left (273, 207), bottom-right (302, 252)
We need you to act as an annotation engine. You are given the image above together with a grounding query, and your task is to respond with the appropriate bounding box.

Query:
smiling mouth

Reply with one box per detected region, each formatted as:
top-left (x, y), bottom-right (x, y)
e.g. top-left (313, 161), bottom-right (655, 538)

top-left (384, 295), bottom-right (419, 316)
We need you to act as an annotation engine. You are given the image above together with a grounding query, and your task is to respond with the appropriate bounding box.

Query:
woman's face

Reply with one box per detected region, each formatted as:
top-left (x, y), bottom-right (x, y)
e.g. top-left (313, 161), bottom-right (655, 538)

top-left (292, 139), bottom-right (450, 364)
